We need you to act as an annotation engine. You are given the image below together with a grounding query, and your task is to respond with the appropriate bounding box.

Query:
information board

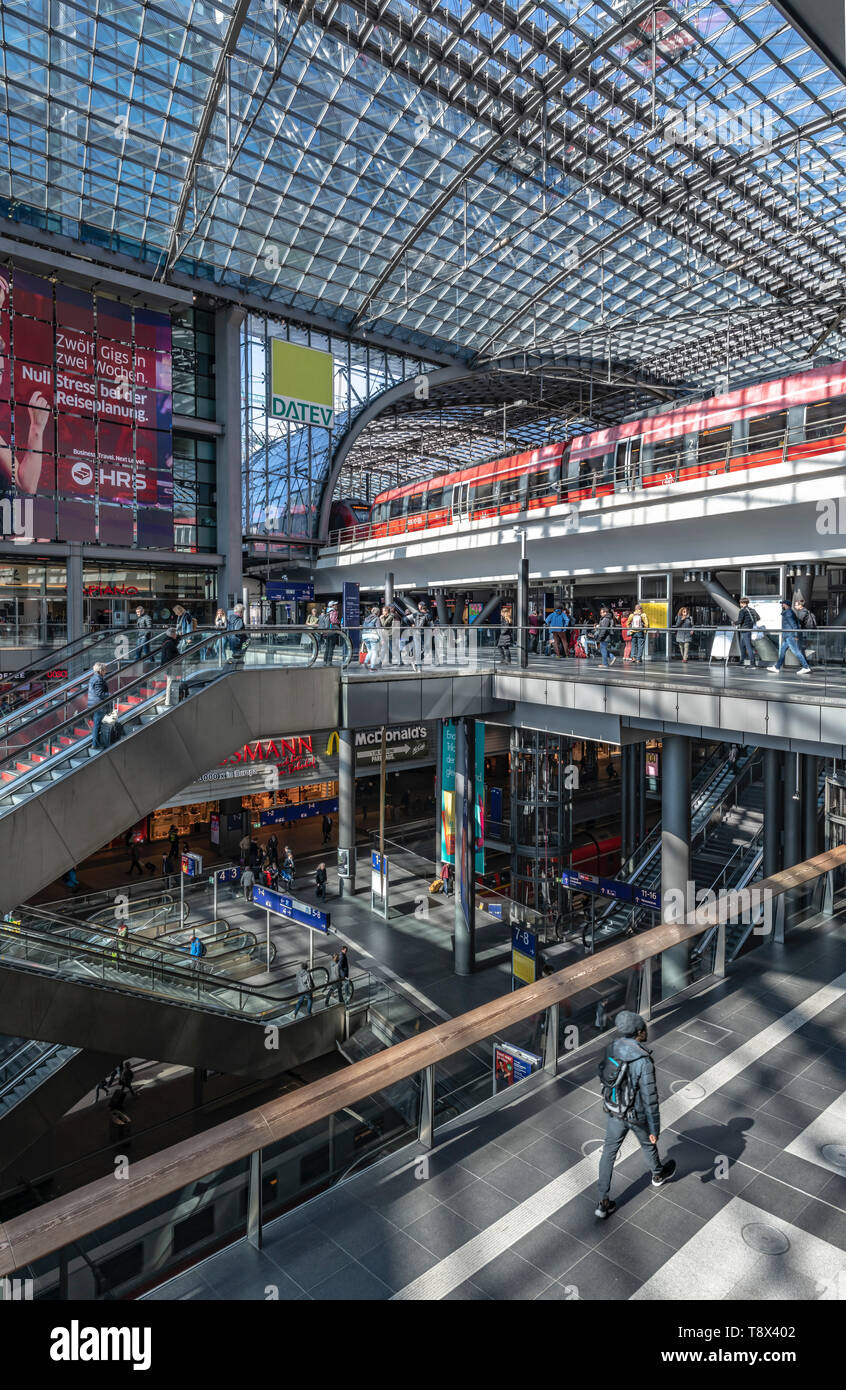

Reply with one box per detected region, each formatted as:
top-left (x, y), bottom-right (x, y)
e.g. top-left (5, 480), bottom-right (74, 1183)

top-left (252, 884), bottom-right (330, 933)
top-left (180, 852), bottom-right (203, 878)
top-left (561, 869), bottom-right (661, 911)
top-left (709, 628), bottom-right (735, 663)
top-left (493, 1041), bottom-right (542, 1092)
top-left (266, 581), bottom-right (314, 601)
top-left (511, 925), bottom-right (537, 985)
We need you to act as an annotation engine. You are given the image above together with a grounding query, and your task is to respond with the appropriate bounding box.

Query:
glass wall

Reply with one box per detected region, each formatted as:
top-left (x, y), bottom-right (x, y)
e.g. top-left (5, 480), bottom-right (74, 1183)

top-left (173, 434), bottom-right (217, 554)
top-left (171, 308), bottom-right (216, 421)
top-left (242, 314), bottom-right (428, 542)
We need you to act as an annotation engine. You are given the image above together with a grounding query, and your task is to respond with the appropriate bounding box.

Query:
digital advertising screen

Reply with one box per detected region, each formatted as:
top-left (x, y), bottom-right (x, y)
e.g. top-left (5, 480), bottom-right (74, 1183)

top-left (0, 263), bottom-right (173, 545)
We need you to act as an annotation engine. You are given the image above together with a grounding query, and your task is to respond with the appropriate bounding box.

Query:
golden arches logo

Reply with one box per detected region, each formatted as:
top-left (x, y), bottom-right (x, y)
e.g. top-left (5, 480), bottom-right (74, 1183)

top-left (325, 730), bottom-right (339, 756)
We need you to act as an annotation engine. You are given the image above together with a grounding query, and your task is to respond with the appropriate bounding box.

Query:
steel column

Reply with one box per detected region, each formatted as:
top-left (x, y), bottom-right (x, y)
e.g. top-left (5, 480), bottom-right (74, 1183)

top-left (247, 1148), bottom-right (262, 1249)
top-left (338, 727), bottom-right (356, 896)
top-left (763, 748), bottom-right (783, 877)
top-left (661, 734), bottom-right (691, 994)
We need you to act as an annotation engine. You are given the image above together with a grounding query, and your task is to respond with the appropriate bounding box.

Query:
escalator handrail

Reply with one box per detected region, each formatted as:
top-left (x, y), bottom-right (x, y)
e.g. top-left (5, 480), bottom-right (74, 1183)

top-left (0, 627), bottom-right (129, 714)
top-left (0, 1040), bottom-right (70, 1105)
top-left (0, 625), bottom-right (324, 791)
top-left (5, 913), bottom-right (254, 974)
top-left (0, 920), bottom-right (363, 1020)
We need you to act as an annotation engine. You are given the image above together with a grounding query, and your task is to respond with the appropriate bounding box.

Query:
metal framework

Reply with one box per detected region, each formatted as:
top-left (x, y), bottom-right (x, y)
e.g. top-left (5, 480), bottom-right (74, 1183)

top-left (2, 0), bottom-right (846, 490)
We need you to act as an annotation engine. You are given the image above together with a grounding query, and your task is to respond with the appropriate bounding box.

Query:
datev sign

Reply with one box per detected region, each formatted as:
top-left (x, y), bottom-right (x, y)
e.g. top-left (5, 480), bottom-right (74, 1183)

top-left (269, 339), bottom-right (334, 428)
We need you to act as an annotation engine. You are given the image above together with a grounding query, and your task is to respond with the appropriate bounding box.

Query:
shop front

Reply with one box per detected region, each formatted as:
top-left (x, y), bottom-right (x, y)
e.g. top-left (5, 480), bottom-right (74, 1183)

top-left (82, 564), bottom-right (218, 630)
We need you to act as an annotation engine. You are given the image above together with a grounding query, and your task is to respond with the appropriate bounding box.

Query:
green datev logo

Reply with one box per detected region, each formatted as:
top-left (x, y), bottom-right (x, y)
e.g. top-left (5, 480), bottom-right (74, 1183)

top-left (269, 339), bottom-right (334, 428)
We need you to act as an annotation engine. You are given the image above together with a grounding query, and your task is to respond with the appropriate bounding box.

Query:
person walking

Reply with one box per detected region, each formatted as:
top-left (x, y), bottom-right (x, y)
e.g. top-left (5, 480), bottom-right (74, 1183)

top-left (594, 606), bottom-right (617, 667)
top-left (794, 597), bottom-right (817, 663)
top-left (545, 602), bottom-right (569, 657)
top-left (239, 831), bottom-right (251, 866)
top-left (528, 606), bottom-right (541, 654)
top-left (595, 1011), bottom-right (676, 1219)
top-left (628, 604), bottom-right (648, 663)
top-left (379, 604), bottom-right (395, 666)
top-left (267, 833), bottom-right (279, 866)
top-left (413, 600), bottom-right (433, 668)
top-left (325, 952), bottom-right (342, 1005)
top-left (87, 661), bottom-right (110, 749)
top-left (320, 601), bottom-right (341, 665)
top-left (293, 963), bottom-right (313, 1017)
top-left (120, 1060), bottom-right (138, 1098)
top-left (188, 933), bottom-right (206, 974)
top-left (734, 597), bottom-right (759, 668)
top-left (134, 605), bottom-right (152, 662)
top-left (362, 605), bottom-right (383, 669)
top-left (768, 598), bottom-right (812, 675)
top-left (127, 837), bottom-right (144, 876)
top-left (315, 862), bottom-right (328, 900)
top-left (496, 607), bottom-right (513, 663)
top-left (240, 865), bottom-right (255, 902)
top-left (338, 945), bottom-right (350, 983)
top-left (95, 1075), bottom-right (113, 1103)
top-left (672, 606), bottom-right (694, 664)
top-left (172, 603), bottom-right (196, 653)
top-left (225, 602), bottom-right (248, 662)
top-left (322, 814), bottom-right (333, 845)
top-left (621, 610), bottom-right (633, 663)
top-left (281, 846), bottom-right (295, 887)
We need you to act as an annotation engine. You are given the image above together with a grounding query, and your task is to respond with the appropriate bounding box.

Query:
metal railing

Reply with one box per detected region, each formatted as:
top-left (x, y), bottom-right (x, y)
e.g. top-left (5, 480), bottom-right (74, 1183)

top-left (2, 840), bottom-right (840, 1296)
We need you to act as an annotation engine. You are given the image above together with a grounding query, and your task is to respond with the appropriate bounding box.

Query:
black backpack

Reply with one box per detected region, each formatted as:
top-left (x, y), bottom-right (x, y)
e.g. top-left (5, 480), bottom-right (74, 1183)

top-left (598, 1049), bottom-right (638, 1119)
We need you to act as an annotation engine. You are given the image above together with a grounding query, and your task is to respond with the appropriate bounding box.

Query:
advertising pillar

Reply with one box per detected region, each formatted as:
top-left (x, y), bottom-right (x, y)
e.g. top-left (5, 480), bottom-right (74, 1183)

top-left (338, 726), bottom-right (356, 897)
top-left (454, 718), bottom-right (476, 975)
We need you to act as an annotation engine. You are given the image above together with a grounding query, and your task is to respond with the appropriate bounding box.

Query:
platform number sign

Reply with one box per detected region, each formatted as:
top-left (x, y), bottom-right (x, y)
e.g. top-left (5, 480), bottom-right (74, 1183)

top-left (511, 925), bottom-right (537, 986)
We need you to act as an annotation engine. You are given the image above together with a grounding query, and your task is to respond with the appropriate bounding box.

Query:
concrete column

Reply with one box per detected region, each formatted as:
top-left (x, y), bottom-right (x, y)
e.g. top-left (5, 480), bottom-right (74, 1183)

top-left (636, 743), bottom-right (645, 846)
top-left (434, 590), bottom-right (449, 627)
top-left (620, 744), bottom-right (630, 863)
top-left (783, 752), bottom-right (802, 871)
top-left (214, 305), bottom-right (246, 611)
top-left (803, 753), bottom-right (819, 861)
top-left (385, 572), bottom-right (394, 608)
top-left (67, 542), bottom-right (83, 643)
top-left (661, 734), bottom-right (691, 994)
top-left (338, 727), bottom-right (356, 896)
top-left (763, 749), bottom-right (783, 877)
top-left (454, 717), bottom-right (476, 975)
top-left (517, 556), bottom-right (529, 668)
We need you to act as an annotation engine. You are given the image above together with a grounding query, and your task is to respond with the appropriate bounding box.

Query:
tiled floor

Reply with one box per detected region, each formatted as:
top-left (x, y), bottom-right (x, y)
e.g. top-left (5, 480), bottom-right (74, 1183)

top-left (145, 917), bottom-right (846, 1301)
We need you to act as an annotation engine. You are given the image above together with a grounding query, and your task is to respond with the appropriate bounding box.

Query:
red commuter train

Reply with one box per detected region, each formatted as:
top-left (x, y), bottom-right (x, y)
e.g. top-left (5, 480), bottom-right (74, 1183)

top-left (331, 360), bottom-right (846, 541)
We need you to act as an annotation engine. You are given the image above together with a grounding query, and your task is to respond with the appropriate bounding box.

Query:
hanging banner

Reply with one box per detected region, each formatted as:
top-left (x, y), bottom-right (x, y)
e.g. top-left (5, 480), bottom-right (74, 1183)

top-left (268, 339), bottom-right (334, 428)
top-left (474, 723), bottom-right (485, 874)
top-left (441, 722), bottom-right (456, 863)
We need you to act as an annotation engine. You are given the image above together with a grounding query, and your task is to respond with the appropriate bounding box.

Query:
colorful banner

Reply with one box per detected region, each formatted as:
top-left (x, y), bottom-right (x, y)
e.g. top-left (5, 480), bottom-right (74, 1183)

top-left (0, 264), bottom-right (173, 544)
top-left (474, 722), bottom-right (485, 874)
top-left (441, 721), bottom-right (456, 863)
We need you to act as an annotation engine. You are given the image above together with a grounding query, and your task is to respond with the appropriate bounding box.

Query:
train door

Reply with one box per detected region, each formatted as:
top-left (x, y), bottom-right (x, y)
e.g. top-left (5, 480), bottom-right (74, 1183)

top-left (451, 482), bottom-right (470, 520)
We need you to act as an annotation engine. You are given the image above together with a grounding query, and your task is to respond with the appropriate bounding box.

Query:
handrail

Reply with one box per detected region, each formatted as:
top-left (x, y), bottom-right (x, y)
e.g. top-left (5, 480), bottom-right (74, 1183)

top-left (2, 842), bottom-right (842, 1276)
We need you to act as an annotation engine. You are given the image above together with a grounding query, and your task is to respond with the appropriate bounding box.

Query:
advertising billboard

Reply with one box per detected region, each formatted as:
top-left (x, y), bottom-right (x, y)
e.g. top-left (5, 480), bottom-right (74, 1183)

top-left (268, 339), bottom-right (334, 428)
top-left (0, 263), bottom-right (173, 545)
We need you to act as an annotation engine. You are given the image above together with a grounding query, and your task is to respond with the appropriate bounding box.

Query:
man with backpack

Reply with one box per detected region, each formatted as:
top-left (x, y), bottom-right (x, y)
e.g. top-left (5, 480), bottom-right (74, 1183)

top-left (188, 933), bottom-right (207, 974)
top-left (594, 606), bottom-right (617, 668)
top-left (595, 1011), bottom-right (675, 1219)
top-left (734, 596), bottom-right (759, 667)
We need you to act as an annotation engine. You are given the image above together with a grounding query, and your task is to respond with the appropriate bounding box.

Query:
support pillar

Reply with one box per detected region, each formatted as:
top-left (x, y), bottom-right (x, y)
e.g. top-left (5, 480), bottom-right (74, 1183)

top-left (434, 589), bottom-right (449, 628)
top-left (763, 749), bottom-right (783, 877)
top-left (803, 754), bottom-right (820, 860)
top-left (214, 306), bottom-right (246, 611)
top-left (434, 718), bottom-right (443, 869)
top-left (453, 717), bottom-right (476, 975)
top-left (661, 734), bottom-right (691, 994)
top-left (517, 555), bottom-right (529, 668)
top-left (338, 727), bottom-right (356, 896)
top-left (67, 542), bottom-right (83, 643)
top-left (384, 572), bottom-right (394, 609)
top-left (783, 752), bottom-right (802, 871)
top-left (621, 744), bottom-right (630, 864)
top-left (636, 743), bottom-right (645, 846)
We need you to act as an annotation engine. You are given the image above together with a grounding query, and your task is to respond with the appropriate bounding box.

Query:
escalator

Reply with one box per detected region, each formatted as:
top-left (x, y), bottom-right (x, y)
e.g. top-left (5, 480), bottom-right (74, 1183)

top-left (0, 1035), bottom-right (117, 1172)
top-left (0, 627), bottom-right (127, 733)
top-left (0, 627), bottom-right (341, 912)
top-left (594, 747), bottom-right (762, 943)
top-left (0, 917), bottom-right (373, 1079)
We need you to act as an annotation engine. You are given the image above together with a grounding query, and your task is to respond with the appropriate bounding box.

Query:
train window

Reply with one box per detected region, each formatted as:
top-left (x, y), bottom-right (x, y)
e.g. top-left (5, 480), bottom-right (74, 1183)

top-left (528, 468), bottom-right (555, 494)
top-left (427, 486), bottom-right (444, 509)
top-left (172, 1206), bottom-right (215, 1255)
top-left (472, 478), bottom-right (496, 505)
top-left (806, 394), bottom-right (846, 433)
top-left (499, 475), bottom-right (522, 504)
top-left (98, 1243), bottom-right (145, 1292)
top-left (389, 496), bottom-right (405, 519)
top-left (407, 490), bottom-right (425, 514)
top-left (651, 437), bottom-right (684, 471)
top-left (698, 424), bottom-right (730, 461)
top-left (748, 410), bottom-right (787, 442)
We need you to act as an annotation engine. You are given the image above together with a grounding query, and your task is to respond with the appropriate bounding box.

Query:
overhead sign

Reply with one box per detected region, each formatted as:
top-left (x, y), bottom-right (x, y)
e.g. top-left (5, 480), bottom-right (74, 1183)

top-left (561, 868), bottom-right (660, 911)
top-left (266, 581), bottom-right (314, 602)
top-left (356, 724), bottom-right (431, 768)
top-left (252, 883), bottom-right (330, 933)
top-left (269, 339), bottom-right (334, 429)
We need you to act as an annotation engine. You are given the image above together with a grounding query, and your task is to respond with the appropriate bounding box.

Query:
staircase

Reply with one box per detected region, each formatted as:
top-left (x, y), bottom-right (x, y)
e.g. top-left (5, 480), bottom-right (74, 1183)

top-left (594, 747), bottom-right (761, 942)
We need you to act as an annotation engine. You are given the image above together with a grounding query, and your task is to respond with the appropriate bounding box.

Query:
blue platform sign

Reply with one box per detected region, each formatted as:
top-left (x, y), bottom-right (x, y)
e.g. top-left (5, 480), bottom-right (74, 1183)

top-left (252, 884), bottom-right (330, 933)
top-left (511, 925), bottom-right (537, 958)
top-left (215, 867), bottom-right (240, 884)
top-left (561, 869), bottom-right (660, 912)
top-left (266, 581), bottom-right (314, 601)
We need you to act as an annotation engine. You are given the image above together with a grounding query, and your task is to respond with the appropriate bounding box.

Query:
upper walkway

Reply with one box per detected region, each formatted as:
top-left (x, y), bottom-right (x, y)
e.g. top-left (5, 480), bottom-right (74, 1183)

top-left (342, 631), bottom-right (846, 759)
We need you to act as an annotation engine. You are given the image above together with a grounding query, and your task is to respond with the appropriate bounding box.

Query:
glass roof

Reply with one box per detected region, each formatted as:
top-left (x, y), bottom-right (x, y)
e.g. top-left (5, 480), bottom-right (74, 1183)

top-left (2, 0), bottom-right (846, 406)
